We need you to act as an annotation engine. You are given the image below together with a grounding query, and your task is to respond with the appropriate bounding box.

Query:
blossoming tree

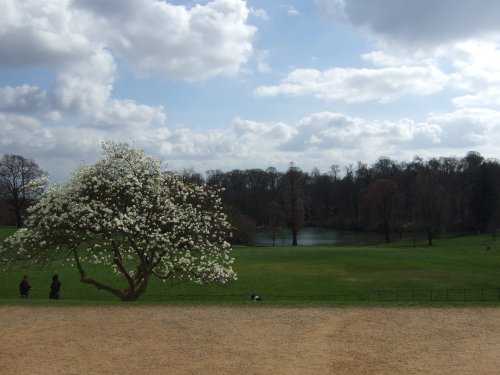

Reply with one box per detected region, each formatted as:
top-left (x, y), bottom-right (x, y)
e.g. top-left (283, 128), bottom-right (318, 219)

top-left (3, 142), bottom-right (236, 301)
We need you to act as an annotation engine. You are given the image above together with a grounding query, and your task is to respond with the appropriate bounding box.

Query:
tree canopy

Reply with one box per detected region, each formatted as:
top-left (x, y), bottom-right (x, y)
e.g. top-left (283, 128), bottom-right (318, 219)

top-left (2, 142), bottom-right (235, 301)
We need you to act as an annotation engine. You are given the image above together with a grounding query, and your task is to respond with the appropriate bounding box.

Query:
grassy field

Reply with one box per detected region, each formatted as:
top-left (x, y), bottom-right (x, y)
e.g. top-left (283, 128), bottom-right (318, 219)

top-left (1, 226), bottom-right (499, 305)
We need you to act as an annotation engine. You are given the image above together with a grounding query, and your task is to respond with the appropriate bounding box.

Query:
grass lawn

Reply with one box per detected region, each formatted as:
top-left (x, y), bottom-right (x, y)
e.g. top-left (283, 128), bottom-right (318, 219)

top-left (1, 226), bottom-right (499, 305)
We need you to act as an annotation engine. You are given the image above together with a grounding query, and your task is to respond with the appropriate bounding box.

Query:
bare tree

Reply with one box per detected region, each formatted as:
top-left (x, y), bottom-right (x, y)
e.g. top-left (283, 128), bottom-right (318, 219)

top-left (416, 171), bottom-right (446, 246)
top-left (267, 201), bottom-right (285, 247)
top-left (0, 155), bottom-right (47, 227)
top-left (283, 163), bottom-right (304, 246)
top-left (176, 167), bottom-right (204, 185)
top-left (364, 178), bottom-right (402, 243)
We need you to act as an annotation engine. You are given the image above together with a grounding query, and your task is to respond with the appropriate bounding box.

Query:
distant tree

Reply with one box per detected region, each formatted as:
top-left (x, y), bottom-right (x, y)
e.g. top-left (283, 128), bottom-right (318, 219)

top-left (329, 164), bottom-right (341, 180)
top-left (364, 178), bottom-right (402, 243)
top-left (177, 167), bottom-right (204, 185)
top-left (469, 160), bottom-right (500, 233)
top-left (265, 167), bottom-right (281, 192)
top-left (416, 171), bottom-right (446, 246)
top-left (205, 169), bottom-right (227, 189)
top-left (306, 168), bottom-right (335, 226)
top-left (334, 165), bottom-right (355, 229)
top-left (429, 156), bottom-right (465, 234)
top-left (0, 155), bottom-right (47, 227)
top-left (224, 205), bottom-right (257, 245)
top-left (2, 142), bottom-right (235, 301)
top-left (462, 151), bottom-right (485, 232)
top-left (245, 169), bottom-right (274, 225)
top-left (372, 157), bottom-right (400, 179)
top-left (283, 163), bottom-right (304, 246)
top-left (267, 201), bottom-right (286, 247)
top-left (205, 167), bottom-right (283, 230)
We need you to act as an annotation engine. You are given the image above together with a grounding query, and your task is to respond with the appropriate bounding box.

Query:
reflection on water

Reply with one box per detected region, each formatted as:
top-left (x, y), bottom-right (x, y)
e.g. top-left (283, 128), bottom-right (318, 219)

top-left (252, 227), bottom-right (385, 246)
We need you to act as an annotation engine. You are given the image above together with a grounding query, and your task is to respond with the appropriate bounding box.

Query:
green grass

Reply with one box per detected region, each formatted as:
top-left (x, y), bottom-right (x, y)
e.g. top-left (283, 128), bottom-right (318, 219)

top-left (0, 226), bottom-right (16, 242)
top-left (1, 226), bottom-right (499, 306)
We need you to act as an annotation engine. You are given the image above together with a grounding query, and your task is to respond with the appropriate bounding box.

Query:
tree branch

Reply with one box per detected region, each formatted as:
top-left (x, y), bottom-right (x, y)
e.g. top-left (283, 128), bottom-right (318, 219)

top-left (73, 247), bottom-right (125, 299)
top-left (110, 239), bottom-right (135, 289)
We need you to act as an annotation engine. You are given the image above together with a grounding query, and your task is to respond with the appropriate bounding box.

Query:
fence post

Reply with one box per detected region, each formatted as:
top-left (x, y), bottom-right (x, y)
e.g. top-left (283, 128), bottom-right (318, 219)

top-left (446, 289), bottom-right (449, 302)
top-left (378, 290), bottom-right (381, 302)
top-left (482, 288), bottom-right (485, 302)
top-left (412, 289), bottom-right (415, 303)
top-left (464, 289), bottom-right (466, 302)
top-left (430, 289), bottom-right (433, 302)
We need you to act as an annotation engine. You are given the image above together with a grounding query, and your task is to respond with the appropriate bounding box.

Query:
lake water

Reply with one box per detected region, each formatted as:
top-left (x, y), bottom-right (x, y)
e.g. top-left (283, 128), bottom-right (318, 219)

top-left (252, 227), bottom-right (385, 246)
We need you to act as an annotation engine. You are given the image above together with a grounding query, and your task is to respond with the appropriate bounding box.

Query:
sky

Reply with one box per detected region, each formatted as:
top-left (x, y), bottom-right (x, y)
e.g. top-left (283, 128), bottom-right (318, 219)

top-left (2, 0), bottom-right (500, 182)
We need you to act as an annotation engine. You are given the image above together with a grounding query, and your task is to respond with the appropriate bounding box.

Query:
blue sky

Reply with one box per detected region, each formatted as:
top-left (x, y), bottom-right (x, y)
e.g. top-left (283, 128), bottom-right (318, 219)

top-left (2, 0), bottom-right (500, 182)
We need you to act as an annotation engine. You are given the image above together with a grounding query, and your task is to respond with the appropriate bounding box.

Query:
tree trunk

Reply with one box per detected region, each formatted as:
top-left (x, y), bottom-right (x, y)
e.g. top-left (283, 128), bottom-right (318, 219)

top-left (14, 206), bottom-right (23, 227)
top-left (121, 278), bottom-right (149, 302)
top-left (120, 290), bottom-right (142, 301)
top-left (383, 220), bottom-right (390, 243)
top-left (292, 229), bottom-right (298, 246)
top-left (12, 194), bottom-right (23, 227)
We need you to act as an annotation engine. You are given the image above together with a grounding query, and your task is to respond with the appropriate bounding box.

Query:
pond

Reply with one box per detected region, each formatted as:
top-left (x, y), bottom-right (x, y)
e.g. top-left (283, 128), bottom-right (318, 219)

top-left (251, 227), bottom-right (385, 246)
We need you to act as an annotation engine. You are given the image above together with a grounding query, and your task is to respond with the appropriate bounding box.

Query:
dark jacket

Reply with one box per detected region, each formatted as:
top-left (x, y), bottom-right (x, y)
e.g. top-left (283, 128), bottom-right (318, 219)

top-left (19, 280), bottom-right (31, 296)
top-left (49, 280), bottom-right (61, 299)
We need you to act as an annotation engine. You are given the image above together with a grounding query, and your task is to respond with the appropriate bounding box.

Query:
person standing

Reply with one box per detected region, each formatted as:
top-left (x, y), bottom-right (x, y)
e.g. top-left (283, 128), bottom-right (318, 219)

top-left (19, 275), bottom-right (32, 299)
top-left (49, 274), bottom-right (61, 300)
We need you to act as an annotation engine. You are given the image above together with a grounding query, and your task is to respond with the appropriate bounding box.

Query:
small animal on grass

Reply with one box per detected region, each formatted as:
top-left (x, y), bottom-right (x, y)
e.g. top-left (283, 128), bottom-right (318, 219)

top-left (250, 293), bottom-right (262, 301)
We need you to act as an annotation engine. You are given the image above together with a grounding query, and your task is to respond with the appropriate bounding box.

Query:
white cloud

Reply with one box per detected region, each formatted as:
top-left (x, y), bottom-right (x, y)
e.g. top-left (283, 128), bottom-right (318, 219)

top-left (361, 50), bottom-right (424, 67)
top-left (313, 2), bottom-right (500, 107)
top-left (73, 0), bottom-right (256, 80)
top-left (274, 109), bottom-right (500, 163)
top-left (250, 7), bottom-right (269, 21)
top-left (0, 0), bottom-right (94, 67)
top-left (0, 0), bottom-right (259, 180)
top-left (0, 0), bottom-right (256, 80)
top-left (0, 85), bottom-right (50, 114)
top-left (0, 0), bottom-right (257, 133)
top-left (314, 0), bottom-right (345, 17)
top-left (426, 108), bottom-right (499, 147)
top-left (254, 64), bottom-right (448, 103)
top-left (255, 50), bottom-right (271, 73)
top-left (452, 88), bottom-right (500, 108)
top-left (316, 0), bottom-right (500, 49)
top-left (256, 36), bottom-right (500, 107)
top-left (4, 107), bottom-right (499, 182)
top-left (444, 41), bottom-right (500, 108)
top-left (283, 5), bottom-right (300, 16)
top-left (2, 79), bottom-right (166, 131)
top-left (0, 113), bottom-right (50, 149)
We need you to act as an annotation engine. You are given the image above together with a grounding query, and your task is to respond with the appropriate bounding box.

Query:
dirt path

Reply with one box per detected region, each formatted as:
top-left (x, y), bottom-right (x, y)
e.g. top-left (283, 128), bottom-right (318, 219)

top-left (1, 306), bottom-right (499, 374)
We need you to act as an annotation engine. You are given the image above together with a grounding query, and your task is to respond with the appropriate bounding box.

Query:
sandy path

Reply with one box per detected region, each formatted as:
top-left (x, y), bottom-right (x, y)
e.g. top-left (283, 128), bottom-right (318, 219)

top-left (1, 306), bottom-right (499, 374)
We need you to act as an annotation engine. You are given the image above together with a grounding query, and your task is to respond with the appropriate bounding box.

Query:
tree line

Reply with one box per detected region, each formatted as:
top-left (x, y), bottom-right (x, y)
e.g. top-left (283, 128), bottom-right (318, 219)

top-left (177, 151), bottom-right (500, 246)
top-left (2, 151), bottom-right (500, 246)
